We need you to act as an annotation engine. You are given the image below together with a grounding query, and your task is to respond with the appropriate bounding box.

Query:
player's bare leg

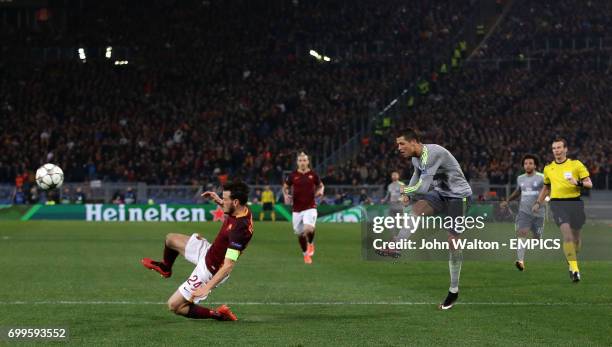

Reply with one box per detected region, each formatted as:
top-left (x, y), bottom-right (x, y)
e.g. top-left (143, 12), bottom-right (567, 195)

top-left (141, 233), bottom-right (190, 278)
top-left (440, 231), bottom-right (462, 310)
top-left (515, 228), bottom-right (530, 271)
top-left (298, 233), bottom-right (311, 264)
top-left (560, 224), bottom-right (580, 282)
top-left (377, 200), bottom-right (434, 258)
top-left (571, 228), bottom-right (581, 254)
top-left (167, 290), bottom-right (236, 321)
top-left (304, 224), bottom-right (315, 257)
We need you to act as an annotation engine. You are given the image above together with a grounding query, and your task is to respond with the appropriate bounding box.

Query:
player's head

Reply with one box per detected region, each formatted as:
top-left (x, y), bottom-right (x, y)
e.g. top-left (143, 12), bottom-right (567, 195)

top-left (521, 154), bottom-right (539, 174)
top-left (222, 180), bottom-right (250, 215)
top-left (297, 152), bottom-right (310, 170)
top-left (551, 138), bottom-right (568, 161)
top-left (264, 185), bottom-right (270, 190)
top-left (396, 128), bottom-right (421, 158)
top-left (391, 171), bottom-right (399, 181)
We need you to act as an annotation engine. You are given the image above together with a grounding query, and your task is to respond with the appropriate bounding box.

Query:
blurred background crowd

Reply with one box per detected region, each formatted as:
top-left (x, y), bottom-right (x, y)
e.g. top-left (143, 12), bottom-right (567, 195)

top-left (1, 0), bottom-right (610, 205)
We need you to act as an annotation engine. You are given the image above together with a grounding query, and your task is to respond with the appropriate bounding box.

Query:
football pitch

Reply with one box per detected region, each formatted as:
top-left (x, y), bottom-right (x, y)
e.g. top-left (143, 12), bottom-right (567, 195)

top-left (1, 221), bottom-right (611, 346)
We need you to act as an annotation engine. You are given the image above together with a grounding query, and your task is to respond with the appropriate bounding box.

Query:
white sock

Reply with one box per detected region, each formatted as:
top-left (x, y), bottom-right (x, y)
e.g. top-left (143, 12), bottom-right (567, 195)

top-left (449, 249), bottom-right (462, 293)
top-left (516, 237), bottom-right (526, 262)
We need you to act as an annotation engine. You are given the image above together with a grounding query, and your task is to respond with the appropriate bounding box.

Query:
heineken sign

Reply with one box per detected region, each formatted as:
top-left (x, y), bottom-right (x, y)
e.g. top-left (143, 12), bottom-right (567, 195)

top-left (16, 203), bottom-right (352, 222)
top-left (86, 204), bottom-right (208, 222)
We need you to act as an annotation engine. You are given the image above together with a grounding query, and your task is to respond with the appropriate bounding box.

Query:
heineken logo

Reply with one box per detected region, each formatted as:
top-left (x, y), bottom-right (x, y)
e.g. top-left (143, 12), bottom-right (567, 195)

top-left (85, 204), bottom-right (207, 222)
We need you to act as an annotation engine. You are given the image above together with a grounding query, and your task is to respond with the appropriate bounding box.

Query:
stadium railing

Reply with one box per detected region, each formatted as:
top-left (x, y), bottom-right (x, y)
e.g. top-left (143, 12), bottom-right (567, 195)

top-left (2, 178), bottom-right (609, 205)
top-left (0, 183), bottom-right (385, 205)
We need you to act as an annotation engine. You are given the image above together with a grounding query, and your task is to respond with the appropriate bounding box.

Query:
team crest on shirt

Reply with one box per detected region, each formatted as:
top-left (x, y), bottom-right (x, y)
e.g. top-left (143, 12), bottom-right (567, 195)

top-left (308, 175), bottom-right (313, 179)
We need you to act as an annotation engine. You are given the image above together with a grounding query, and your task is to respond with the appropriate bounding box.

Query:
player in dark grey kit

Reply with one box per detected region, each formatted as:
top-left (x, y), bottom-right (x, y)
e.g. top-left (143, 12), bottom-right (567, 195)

top-left (501, 154), bottom-right (545, 271)
top-left (389, 128), bottom-right (472, 310)
top-left (383, 171), bottom-right (405, 217)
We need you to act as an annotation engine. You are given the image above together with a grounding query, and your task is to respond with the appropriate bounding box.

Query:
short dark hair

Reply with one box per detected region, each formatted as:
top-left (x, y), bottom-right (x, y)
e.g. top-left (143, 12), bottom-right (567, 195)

top-left (223, 180), bottom-right (249, 205)
top-left (552, 138), bottom-right (567, 147)
top-left (521, 154), bottom-right (539, 167)
top-left (398, 128), bottom-right (421, 142)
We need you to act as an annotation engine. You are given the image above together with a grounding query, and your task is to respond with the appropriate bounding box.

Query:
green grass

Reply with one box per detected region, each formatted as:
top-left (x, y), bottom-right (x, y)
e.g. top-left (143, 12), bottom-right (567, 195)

top-left (0, 221), bottom-right (611, 346)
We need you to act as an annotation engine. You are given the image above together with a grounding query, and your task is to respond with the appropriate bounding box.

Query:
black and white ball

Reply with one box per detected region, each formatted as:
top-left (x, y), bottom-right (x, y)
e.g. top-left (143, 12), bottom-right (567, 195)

top-left (36, 163), bottom-right (64, 190)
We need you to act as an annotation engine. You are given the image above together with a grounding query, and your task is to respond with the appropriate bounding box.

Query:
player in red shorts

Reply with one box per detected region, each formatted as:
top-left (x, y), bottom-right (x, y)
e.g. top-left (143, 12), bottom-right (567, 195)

top-left (141, 181), bottom-right (253, 321)
top-left (282, 152), bottom-right (324, 264)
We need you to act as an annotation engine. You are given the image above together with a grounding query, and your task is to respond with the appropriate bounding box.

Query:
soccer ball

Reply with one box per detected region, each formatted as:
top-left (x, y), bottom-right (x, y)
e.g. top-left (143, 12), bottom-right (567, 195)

top-left (36, 163), bottom-right (64, 190)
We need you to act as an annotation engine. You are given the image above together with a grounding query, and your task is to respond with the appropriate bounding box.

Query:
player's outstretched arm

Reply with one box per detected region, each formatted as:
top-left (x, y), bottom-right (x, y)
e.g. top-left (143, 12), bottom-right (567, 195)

top-left (201, 191), bottom-right (223, 206)
top-left (581, 177), bottom-right (593, 189)
top-left (404, 163), bottom-right (441, 196)
top-left (532, 184), bottom-right (550, 213)
top-left (315, 182), bottom-right (324, 197)
top-left (191, 257), bottom-right (236, 301)
top-left (501, 188), bottom-right (521, 209)
top-left (282, 183), bottom-right (292, 204)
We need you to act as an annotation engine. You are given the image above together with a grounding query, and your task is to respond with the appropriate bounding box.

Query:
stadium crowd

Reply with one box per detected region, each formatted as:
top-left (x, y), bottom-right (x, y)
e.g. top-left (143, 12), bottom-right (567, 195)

top-left (321, 0), bottom-right (612, 188)
top-left (326, 17), bottom-right (612, 187)
top-left (1, 0), bottom-right (474, 187)
top-left (1, 0), bottom-right (610, 196)
top-left (475, 0), bottom-right (612, 59)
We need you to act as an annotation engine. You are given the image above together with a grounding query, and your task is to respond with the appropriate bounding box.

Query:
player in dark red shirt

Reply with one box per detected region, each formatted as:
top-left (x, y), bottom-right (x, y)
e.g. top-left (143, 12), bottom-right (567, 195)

top-left (141, 180), bottom-right (253, 321)
top-left (283, 152), bottom-right (324, 264)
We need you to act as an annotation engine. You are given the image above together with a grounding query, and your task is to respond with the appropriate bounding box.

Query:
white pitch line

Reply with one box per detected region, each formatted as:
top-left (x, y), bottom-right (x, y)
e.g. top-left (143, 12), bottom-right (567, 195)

top-left (0, 301), bottom-right (610, 306)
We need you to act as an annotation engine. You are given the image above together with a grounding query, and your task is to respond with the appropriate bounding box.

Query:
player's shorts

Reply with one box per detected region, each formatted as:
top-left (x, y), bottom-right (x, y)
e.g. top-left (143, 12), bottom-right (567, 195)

top-left (515, 211), bottom-right (544, 238)
top-left (263, 202), bottom-right (273, 211)
top-left (388, 204), bottom-right (404, 217)
top-left (179, 233), bottom-right (229, 304)
top-left (418, 190), bottom-right (471, 234)
top-left (549, 198), bottom-right (585, 230)
top-left (292, 208), bottom-right (317, 235)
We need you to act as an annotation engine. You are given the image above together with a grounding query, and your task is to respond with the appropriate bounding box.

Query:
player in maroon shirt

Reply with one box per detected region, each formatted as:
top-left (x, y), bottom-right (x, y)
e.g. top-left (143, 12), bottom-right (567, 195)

top-left (141, 180), bottom-right (253, 321)
top-left (283, 152), bottom-right (324, 264)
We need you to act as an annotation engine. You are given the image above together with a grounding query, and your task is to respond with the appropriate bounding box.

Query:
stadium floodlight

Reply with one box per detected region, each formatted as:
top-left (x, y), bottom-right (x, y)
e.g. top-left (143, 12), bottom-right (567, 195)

top-left (309, 49), bottom-right (332, 62)
top-left (105, 46), bottom-right (112, 59)
top-left (114, 60), bottom-right (129, 65)
top-left (309, 49), bottom-right (322, 60)
top-left (77, 48), bottom-right (86, 62)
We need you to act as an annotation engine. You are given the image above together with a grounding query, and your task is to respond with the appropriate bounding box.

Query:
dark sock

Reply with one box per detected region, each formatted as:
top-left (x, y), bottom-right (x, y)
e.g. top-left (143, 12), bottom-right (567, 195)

top-left (163, 245), bottom-right (179, 270)
top-left (307, 230), bottom-right (315, 243)
top-left (186, 304), bottom-right (213, 319)
top-left (298, 235), bottom-right (308, 253)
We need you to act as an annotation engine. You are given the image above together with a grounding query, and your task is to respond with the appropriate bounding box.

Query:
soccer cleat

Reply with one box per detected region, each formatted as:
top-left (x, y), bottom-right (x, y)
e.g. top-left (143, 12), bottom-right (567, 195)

top-left (570, 271), bottom-right (581, 283)
top-left (141, 258), bottom-right (172, 278)
top-left (214, 305), bottom-right (238, 321)
top-left (439, 291), bottom-right (459, 310)
top-left (515, 261), bottom-right (525, 271)
top-left (304, 255), bottom-right (312, 264)
top-left (375, 248), bottom-right (401, 258)
top-left (307, 243), bottom-right (315, 256)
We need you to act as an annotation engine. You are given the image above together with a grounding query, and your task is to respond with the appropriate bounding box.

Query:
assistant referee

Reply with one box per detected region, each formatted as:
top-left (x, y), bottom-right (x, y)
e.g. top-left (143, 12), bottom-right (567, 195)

top-left (532, 138), bottom-right (592, 282)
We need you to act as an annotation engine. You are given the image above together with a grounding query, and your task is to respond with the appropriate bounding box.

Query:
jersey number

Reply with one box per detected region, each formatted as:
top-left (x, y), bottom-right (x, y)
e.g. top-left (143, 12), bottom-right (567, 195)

top-left (187, 274), bottom-right (202, 288)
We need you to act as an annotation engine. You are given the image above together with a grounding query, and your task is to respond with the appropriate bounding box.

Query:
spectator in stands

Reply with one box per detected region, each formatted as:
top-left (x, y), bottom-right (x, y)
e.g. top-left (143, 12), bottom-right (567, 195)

top-left (28, 187), bottom-right (39, 204)
top-left (74, 187), bottom-right (86, 204)
top-left (125, 187), bottom-right (137, 204)
top-left (13, 187), bottom-right (26, 204)
top-left (60, 187), bottom-right (72, 204)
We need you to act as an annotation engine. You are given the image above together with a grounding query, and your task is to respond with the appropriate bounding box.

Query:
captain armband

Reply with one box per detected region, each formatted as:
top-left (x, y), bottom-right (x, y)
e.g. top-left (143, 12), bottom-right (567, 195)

top-left (225, 248), bottom-right (241, 261)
